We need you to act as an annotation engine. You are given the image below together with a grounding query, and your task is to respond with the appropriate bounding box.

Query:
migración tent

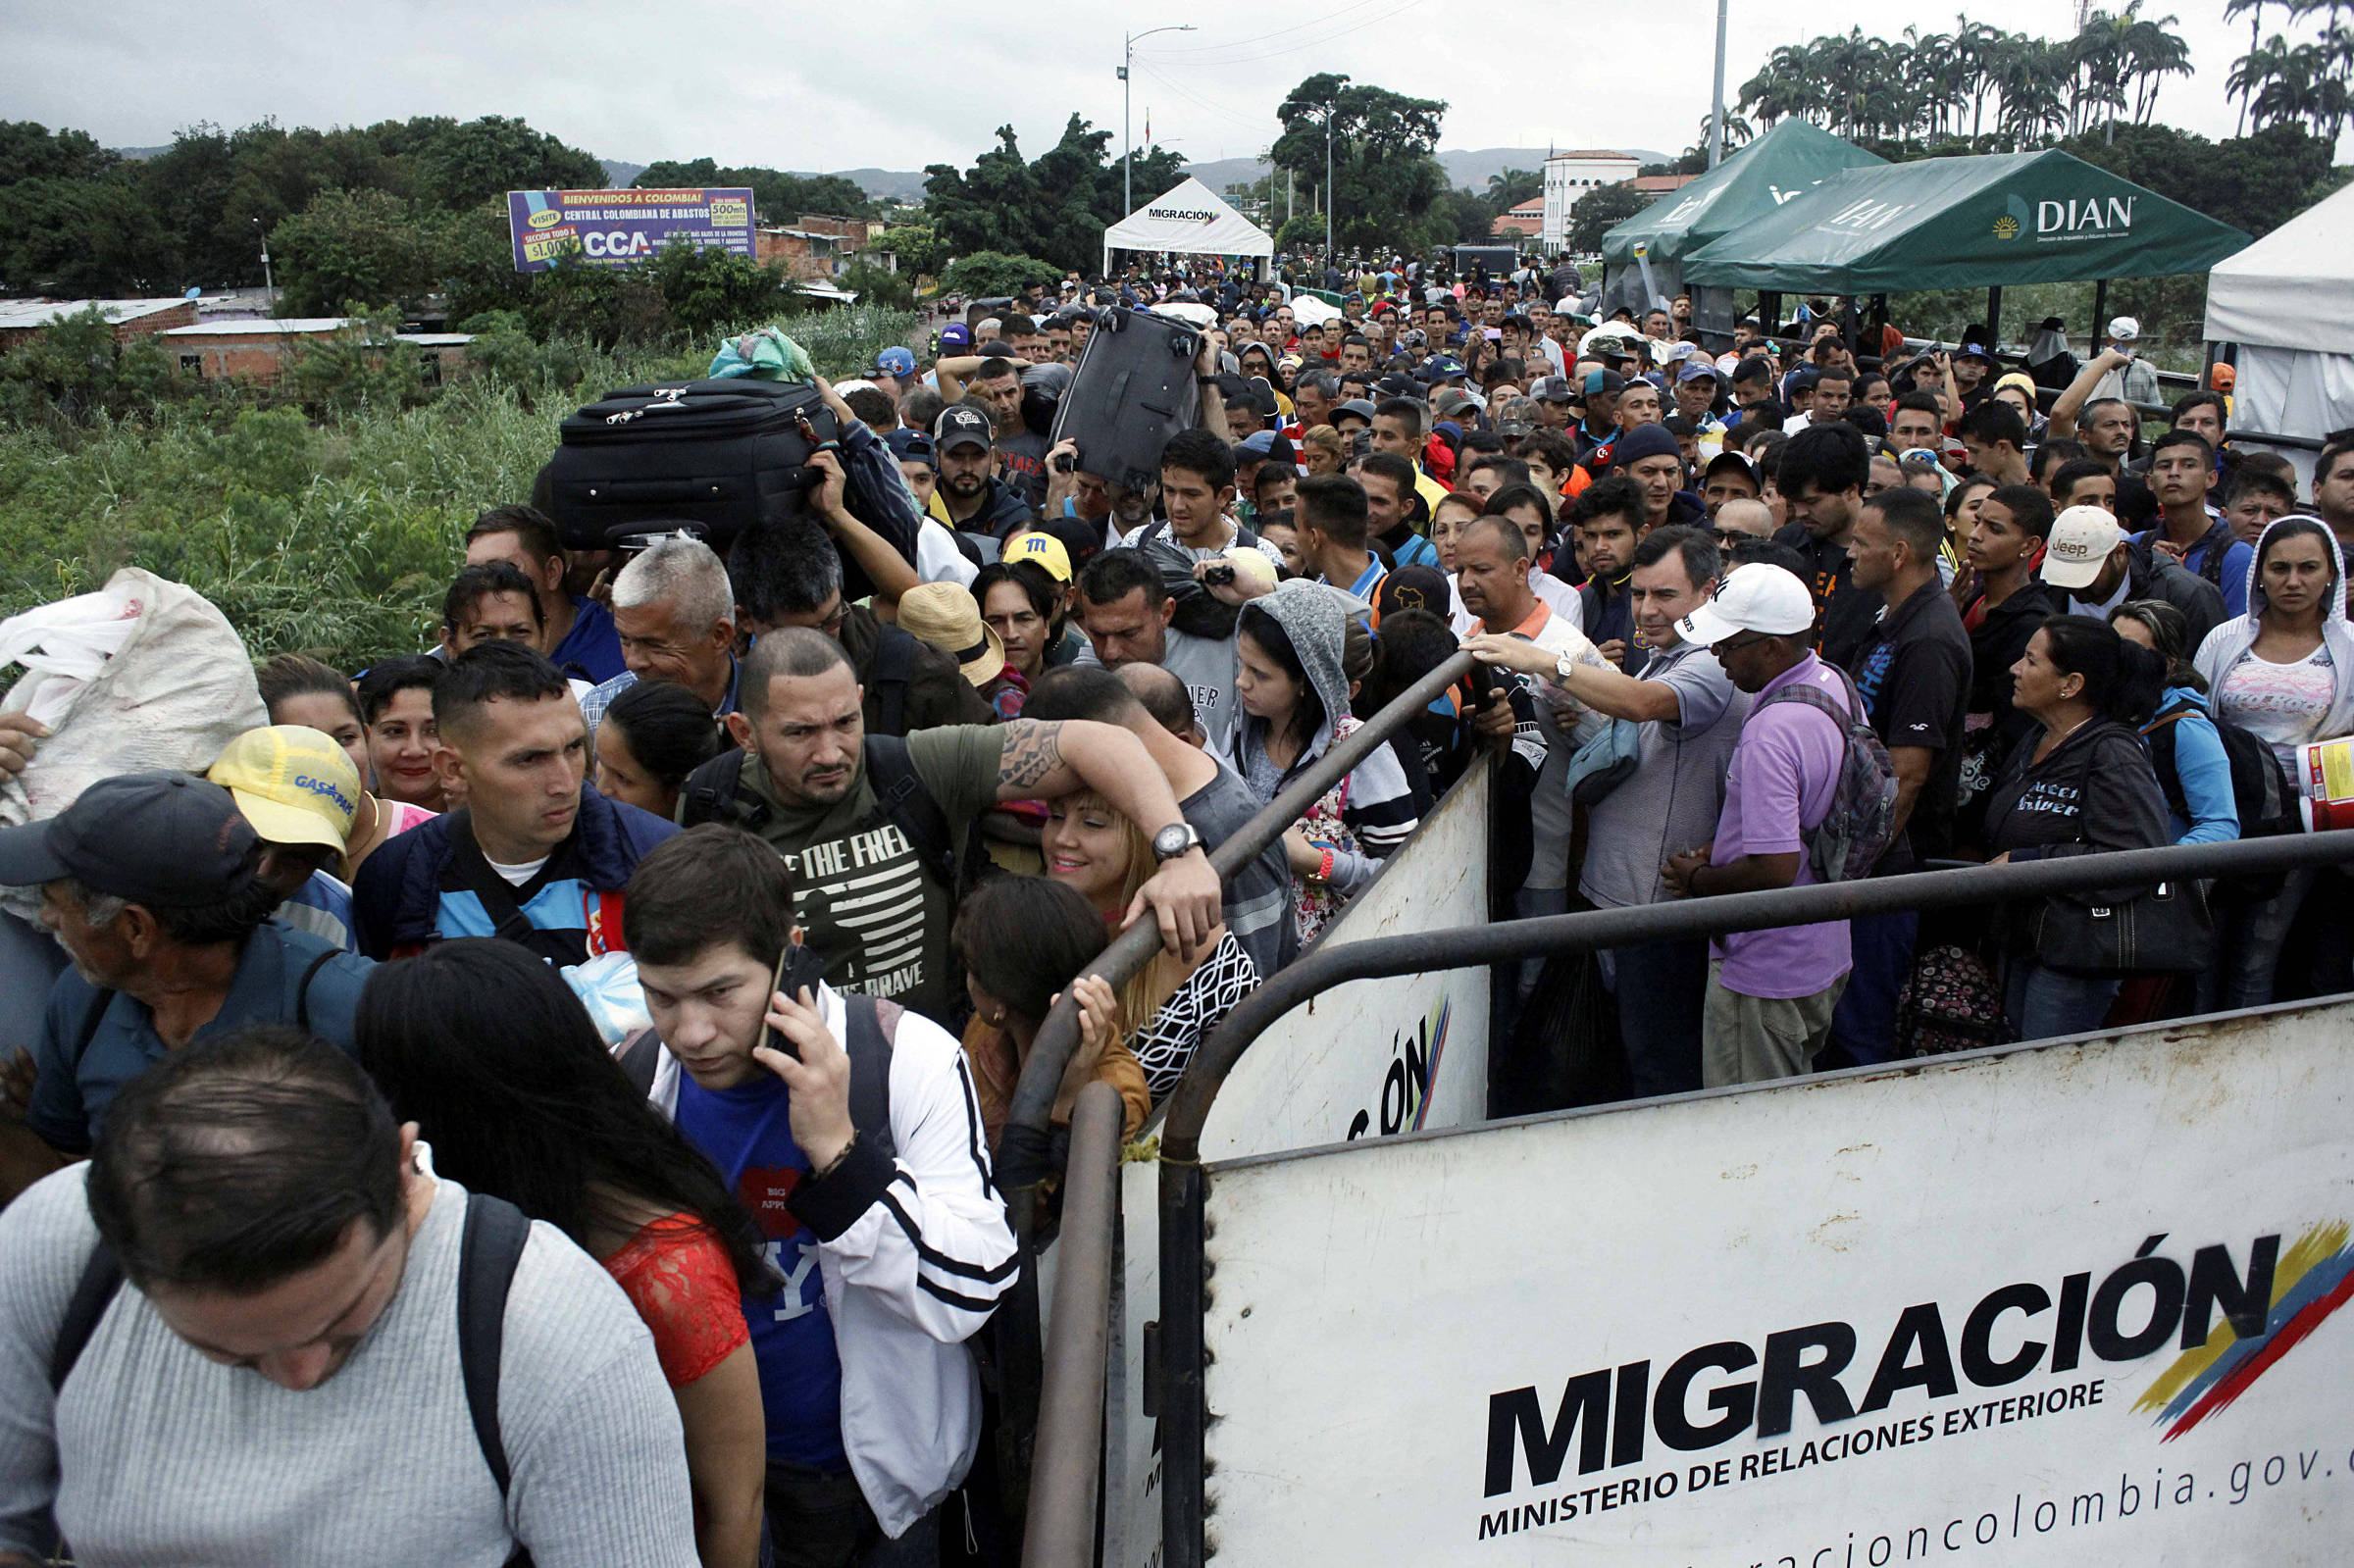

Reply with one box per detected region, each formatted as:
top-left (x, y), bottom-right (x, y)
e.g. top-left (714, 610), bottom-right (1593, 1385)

top-left (1681, 149), bottom-right (2248, 294)
top-left (1595, 120), bottom-right (1885, 324)
top-left (1103, 177), bottom-right (1274, 279)
top-left (2203, 178), bottom-right (2354, 486)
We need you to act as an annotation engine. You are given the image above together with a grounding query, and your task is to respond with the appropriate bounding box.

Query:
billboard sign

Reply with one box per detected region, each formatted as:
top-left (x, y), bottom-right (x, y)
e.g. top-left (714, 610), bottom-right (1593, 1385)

top-left (506, 187), bottom-right (755, 272)
top-left (1197, 998), bottom-right (2354, 1564)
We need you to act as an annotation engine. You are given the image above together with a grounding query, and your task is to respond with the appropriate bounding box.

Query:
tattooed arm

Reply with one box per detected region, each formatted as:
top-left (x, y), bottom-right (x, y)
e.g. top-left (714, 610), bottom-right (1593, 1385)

top-left (994, 719), bottom-right (1221, 952)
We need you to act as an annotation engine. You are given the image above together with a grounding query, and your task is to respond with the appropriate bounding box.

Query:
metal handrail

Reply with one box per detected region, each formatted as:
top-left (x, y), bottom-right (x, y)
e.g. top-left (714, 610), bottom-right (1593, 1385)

top-left (1155, 827), bottom-right (2354, 1568)
top-left (1021, 1081), bottom-right (1125, 1566)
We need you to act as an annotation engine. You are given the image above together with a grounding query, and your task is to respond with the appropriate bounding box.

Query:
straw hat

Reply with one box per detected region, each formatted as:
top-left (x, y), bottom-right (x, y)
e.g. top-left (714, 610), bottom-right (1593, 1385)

top-left (896, 582), bottom-right (1005, 687)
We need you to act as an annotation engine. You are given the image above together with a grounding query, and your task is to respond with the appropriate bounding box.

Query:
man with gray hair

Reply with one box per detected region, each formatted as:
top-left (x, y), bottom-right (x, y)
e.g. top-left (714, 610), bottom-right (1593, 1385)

top-left (577, 533), bottom-right (741, 738)
top-left (1291, 367), bottom-right (1341, 431)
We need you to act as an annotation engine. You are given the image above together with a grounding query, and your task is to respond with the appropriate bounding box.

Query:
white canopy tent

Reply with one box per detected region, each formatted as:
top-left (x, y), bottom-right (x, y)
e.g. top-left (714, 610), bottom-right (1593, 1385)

top-left (1102, 177), bottom-right (1274, 279)
top-left (2203, 179), bottom-right (2354, 488)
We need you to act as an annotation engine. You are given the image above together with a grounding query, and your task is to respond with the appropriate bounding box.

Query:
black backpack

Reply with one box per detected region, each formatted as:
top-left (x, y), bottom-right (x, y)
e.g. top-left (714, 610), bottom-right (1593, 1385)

top-left (2143, 694), bottom-right (2300, 897)
top-left (48, 1193), bottom-right (536, 1563)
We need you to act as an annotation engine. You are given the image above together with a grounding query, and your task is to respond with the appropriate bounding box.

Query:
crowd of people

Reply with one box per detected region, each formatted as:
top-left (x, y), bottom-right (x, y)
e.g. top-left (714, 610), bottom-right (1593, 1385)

top-left (1, 248), bottom-right (2350, 1567)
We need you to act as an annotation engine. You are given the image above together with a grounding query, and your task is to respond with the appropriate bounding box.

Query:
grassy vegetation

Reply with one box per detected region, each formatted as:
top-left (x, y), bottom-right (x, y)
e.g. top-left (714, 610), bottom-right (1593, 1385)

top-left (0, 306), bottom-right (920, 674)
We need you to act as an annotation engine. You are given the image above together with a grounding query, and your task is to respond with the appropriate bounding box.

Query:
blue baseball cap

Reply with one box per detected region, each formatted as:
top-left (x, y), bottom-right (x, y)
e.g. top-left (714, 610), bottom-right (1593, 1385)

top-left (874, 345), bottom-right (917, 380)
top-left (883, 428), bottom-right (937, 469)
top-left (938, 323), bottom-right (972, 349)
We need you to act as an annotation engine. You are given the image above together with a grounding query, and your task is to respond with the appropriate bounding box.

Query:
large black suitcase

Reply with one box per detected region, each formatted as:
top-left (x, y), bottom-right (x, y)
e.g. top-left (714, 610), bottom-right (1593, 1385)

top-left (542, 379), bottom-right (839, 552)
top-left (1050, 306), bottom-right (1201, 497)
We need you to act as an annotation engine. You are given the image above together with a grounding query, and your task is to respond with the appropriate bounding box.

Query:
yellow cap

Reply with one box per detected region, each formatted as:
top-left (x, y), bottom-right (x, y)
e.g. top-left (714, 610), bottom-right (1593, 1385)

top-left (207, 726), bottom-right (361, 852)
top-left (1004, 529), bottom-right (1074, 583)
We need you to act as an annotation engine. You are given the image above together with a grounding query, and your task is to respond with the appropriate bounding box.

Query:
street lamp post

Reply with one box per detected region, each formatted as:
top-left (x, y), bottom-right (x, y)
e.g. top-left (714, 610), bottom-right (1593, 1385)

top-left (1123, 25), bottom-right (1197, 216)
top-left (1708, 0), bottom-right (1730, 169)
top-left (253, 218), bottom-right (276, 317)
top-left (1324, 103), bottom-right (1334, 264)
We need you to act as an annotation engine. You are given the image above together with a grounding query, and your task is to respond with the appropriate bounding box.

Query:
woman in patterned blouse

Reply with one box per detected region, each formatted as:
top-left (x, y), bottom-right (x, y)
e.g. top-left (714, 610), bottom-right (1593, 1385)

top-left (1041, 788), bottom-right (1261, 1101)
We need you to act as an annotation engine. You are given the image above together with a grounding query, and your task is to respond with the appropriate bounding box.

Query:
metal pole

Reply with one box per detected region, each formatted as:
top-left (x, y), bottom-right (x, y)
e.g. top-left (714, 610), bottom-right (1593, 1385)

top-left (1325, 103), bottom-right (1335, 263)
top-left (1121, 24), bottom-right (1196, 221)
top-left (1023, 1082), bottom-right (1125, 1567)
top-left (1709, 0), bottom-right (1730, 169)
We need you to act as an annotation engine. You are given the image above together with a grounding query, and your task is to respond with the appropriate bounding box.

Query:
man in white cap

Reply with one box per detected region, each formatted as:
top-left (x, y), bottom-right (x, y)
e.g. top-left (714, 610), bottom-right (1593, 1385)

top-left (2037, 504), bottom-right (2226, 651)
top-left (1659, 563), bottom-right (1856, 1088)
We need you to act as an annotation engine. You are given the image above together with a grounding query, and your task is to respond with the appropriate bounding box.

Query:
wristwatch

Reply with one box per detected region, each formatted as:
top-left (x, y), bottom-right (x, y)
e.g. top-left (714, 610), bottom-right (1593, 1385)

top-left (1151, 822), bottom-right (1204, 862)
top-left (1555, 652), bottom-right (1583, 683)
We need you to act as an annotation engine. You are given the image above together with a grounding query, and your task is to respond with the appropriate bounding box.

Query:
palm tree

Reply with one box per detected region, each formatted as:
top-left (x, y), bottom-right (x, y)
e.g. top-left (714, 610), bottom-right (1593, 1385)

top-left (1954, 18), bottom-right (2007, 144)
top-left (2122, 10), bottom-right (2193, 125)
top-left (2225, 0), bottom-right (2272, 132)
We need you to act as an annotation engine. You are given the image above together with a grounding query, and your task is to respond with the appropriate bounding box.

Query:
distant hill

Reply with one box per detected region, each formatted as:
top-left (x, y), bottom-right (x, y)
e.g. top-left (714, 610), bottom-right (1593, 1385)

top-left (114, 144), bottom-right (1676, 202)
top-left (1175, 147), bottom-right (1675, 200)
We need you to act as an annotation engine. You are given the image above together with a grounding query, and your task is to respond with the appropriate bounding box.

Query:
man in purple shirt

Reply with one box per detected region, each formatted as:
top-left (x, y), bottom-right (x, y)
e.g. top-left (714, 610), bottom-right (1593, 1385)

top-left (1662, 564), bottom-right (1854, 1087)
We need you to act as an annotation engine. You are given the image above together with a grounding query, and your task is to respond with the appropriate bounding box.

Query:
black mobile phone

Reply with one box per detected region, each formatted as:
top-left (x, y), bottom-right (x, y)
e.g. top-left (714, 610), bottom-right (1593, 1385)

top-left (1203, 563), bottom-right (1236, 586)
top-left (760, 944), bottom-right (828, 1060)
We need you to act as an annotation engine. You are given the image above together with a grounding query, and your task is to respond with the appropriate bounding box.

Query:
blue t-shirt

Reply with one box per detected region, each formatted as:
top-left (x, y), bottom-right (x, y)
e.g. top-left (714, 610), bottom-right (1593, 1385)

top-left (550, 595), bottom-right (628, 684)
top-left (676, 1074), bottom-right (848, 1471)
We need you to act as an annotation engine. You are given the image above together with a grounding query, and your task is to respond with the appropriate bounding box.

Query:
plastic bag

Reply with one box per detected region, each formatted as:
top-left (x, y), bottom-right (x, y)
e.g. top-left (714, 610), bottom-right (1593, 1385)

top-left (707, 327), bottom-right (813, 382)
top-left (564, 949), bottom-right (651, 1045)
top-left (0, 569), bottom-right (268, 919)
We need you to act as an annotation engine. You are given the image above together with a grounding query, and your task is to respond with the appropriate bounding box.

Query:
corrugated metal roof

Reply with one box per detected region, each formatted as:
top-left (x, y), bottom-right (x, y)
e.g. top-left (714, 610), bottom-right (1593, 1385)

top-left (158, 318), bottom-right (350, 336)
top-left (0, 298), bottom-right (191, 330)
top-left (395, 333), bottom-right (475, 346)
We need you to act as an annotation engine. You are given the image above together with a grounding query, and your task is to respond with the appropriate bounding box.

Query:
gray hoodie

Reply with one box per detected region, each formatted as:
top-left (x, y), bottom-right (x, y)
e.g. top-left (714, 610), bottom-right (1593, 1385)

top-left (1221, 581), bottom-right (1420, 896)
top-left (2192, 514), bottom-right (2354, 747)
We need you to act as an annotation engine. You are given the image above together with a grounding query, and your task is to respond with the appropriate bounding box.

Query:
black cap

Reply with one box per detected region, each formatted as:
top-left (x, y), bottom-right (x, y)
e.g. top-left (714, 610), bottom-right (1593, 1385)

top-left (1375, 565), bottom-right (1454, 621)
top-left (0, 772), bottom-right (256, 904)
top-left (933, 404), bottom-right (994, 454)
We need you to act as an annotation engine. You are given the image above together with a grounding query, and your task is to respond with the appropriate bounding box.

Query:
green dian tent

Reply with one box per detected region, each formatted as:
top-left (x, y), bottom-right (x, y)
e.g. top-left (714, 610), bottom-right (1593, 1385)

top-left (1600, 121), bottom-right (1884, 268)
top-left (1681, 148), bottom-right (2248, 294)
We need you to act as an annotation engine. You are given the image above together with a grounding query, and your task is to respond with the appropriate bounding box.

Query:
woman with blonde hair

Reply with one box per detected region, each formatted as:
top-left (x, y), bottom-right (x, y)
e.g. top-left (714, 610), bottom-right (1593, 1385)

top-left (1039, 788), bottom-right (1258, 1102)
top-left (1300, 423), bottom-right (1348, 477)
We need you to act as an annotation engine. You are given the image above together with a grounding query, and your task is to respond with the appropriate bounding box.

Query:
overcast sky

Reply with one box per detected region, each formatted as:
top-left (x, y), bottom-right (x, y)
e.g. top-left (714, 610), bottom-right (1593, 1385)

top-left (2, 0), bottom-right (2315, 180)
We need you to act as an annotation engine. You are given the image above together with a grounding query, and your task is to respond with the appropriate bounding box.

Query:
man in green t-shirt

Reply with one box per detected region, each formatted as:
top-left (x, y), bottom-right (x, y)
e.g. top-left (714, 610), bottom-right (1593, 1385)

top-left (701, 629), bottom-right (1220, 1024)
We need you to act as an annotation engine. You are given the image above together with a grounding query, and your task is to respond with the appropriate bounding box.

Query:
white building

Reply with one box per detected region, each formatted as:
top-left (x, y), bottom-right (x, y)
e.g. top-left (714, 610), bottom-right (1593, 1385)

top-left (1542, 150), bottom-right (1642, 252)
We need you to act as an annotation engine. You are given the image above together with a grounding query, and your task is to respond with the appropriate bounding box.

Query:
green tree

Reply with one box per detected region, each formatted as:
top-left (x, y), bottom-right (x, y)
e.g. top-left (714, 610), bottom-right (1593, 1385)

top-left (413, 116), bottom-right (606, 208)
top-left (835, 259), bottom-right (913, 311)
top-left (1485, 168), bottom-right (1544, 210)
top-left (1270, 74), bottom-right (1449, 250)
top-left (648, 242), bottom-right (792, 338)
top-left (941, 251), bottom-right (1062, 298)
top-left (0, 176), bottom-right (176, 294)
top-left (922, 117), bottom-right (1182, 273)
top-left (1564, 182), bottom-right (1654, 254)
top-left (269, 188), bottom-right (444, 316)
top-left (0, 122), bottom-right (118, 184)
top-left (636, 159), bottom-right (876, 222)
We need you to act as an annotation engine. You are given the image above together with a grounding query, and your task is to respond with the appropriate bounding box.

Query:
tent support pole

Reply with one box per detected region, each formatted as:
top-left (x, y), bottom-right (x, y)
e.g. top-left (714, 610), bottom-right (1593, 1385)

top-left (1985, 285), bottom-right (2002, 353)
top-left (2091, 278), bottom-right (2109, 346)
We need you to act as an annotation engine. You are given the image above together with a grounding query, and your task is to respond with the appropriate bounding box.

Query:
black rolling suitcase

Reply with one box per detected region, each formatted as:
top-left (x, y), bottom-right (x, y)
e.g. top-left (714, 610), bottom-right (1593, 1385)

top-left (542, 379), bottom-right (839, 552)
top-left (1050, 305), bottom-right (1201, 496)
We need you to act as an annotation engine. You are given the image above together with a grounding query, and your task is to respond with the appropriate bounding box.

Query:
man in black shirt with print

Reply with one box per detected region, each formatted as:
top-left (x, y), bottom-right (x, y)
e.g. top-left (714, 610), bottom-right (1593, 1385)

top-left (1828, 484), bottom-right (1972, 1067)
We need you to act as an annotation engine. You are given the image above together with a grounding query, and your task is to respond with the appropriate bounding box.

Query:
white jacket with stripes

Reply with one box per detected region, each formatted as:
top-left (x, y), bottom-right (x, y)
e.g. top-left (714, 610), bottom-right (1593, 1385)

top-left (650, 983), bottom-right (1016, 1538)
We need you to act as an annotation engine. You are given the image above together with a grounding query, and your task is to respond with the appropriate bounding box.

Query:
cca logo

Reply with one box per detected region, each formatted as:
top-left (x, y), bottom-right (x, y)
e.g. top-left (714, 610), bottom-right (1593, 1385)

top-left (583, 230), bottom-right (655, 258)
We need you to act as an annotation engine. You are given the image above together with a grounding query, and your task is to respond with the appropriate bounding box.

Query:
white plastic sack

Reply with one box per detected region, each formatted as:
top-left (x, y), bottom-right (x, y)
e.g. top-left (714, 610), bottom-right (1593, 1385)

top-left (565, 950), bottom-right (652, 1046)
top-left (0, 569), bottom-right (268, 918)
